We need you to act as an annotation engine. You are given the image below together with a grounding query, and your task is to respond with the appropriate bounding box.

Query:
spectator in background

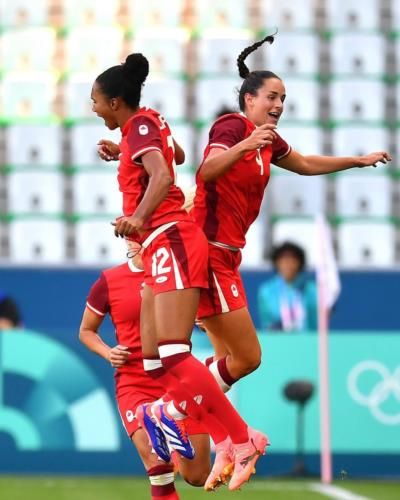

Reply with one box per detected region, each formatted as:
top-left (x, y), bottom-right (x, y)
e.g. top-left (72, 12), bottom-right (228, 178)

top-left (0, 290), bottom-right (22, 330)
top-left (258, 242), bottom-right (317, 332)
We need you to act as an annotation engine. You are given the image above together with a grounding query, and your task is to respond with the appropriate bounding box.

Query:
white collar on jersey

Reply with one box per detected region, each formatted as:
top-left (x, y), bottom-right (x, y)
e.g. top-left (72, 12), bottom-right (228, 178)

top-left (128, 259), bottom-right (144, 273)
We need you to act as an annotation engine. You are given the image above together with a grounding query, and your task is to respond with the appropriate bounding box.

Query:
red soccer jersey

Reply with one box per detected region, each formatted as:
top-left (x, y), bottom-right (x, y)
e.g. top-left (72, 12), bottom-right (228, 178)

top-left (118, 107), bottom-right (191, 232)
top-left (86, 261), bottom-right (152, 381)
top-left (193, 113), bottom-right (291, 248)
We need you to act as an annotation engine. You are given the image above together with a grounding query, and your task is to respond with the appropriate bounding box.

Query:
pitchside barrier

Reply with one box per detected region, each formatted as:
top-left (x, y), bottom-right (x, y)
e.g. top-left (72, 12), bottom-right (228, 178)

top-left (0, 327), bottom-right (399, 477)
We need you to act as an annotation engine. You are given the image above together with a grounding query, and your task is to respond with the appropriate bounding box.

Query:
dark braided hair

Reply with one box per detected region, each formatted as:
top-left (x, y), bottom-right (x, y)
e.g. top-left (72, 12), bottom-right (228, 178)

top-left (237, 33), bottom-right (281, 111)
top-left (95, 53), bottom-right (149, 108)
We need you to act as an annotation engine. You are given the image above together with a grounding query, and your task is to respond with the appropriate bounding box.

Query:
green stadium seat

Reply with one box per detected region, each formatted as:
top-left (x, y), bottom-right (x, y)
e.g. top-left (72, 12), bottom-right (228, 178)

top-left (71, 170), bottom-right (121, 215)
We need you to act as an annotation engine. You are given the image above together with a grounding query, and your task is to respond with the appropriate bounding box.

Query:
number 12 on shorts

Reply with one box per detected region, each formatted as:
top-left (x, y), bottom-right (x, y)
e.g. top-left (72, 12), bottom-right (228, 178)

top-left (151, 247), bottom-right (171, 277)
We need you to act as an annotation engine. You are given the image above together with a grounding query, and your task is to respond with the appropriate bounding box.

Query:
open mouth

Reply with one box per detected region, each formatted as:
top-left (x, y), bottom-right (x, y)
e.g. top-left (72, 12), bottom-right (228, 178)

top-left (268, 112), bottom-right (280, 120)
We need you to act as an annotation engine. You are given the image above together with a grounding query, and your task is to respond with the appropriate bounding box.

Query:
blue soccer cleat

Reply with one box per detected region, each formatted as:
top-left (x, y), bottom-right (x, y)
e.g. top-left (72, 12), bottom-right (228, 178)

top-left (135, 404), bottom-right (171, 462)
top-left (152, 403), bottom-right (195, 460)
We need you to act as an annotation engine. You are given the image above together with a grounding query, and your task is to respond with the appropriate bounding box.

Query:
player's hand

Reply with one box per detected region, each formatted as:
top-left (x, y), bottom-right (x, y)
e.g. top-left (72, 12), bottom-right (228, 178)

top-left (97, 139), bottom-right (120, 161)
top-left (357, 151), bottom-right (392, 168)
top-left (108, 344), bottom-right (131, 368)
top-left (111, 215), bottom-right (144, 237)
top-left (242, 123), bottom-right (276, 151)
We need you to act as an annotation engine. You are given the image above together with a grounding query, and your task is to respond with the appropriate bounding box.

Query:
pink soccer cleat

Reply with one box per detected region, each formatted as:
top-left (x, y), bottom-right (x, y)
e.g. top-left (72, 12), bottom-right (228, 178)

top-left (228, 428), bottom-right (269, 491)
top-left (204, 436), bottom-right (234, 491)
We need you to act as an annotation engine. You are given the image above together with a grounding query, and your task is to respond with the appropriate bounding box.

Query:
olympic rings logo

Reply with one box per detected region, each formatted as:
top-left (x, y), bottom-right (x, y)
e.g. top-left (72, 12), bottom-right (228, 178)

top-left (347, 360), bottom-right (400, 425)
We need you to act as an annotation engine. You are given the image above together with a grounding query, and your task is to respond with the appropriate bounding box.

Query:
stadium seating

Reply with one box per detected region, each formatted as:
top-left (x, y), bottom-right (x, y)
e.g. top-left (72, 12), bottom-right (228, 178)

top-left (260, 0), bottom-right (315, 30)
top-left (241, 218), bottom-right (268, 268)
top-left (335, 171), bottom-right (392, 217)
top-left (0, 0), bottom-right (49, 28)
top-left (265, 32), bottom-right (320, 76)
top-left (5, 124), bottom-right (63, 166)
top-left (194, 0), bottom-right (250, 30)
top-left (7, 169), bottom-right (64, 214)
top-left (279, 77), bottom-right (320, 121)
top-left (69, 123), bottom-right (121, 167)
top-left (63, 74), bottom-right (96, 120)
top-left (195, 77), bottom-right (239, 123)
top-left (8, 217), bottom-right (67, 263)
top-left (74, 218), bottom-right (128, 265)
top-left (71, 170), bottom-right (122, 215)
top-left (329, 78), bottom-right (386, 122)
top-left (63, 0), bottom-right (120, 27)
top-left (269, 170), bottom-right (327, 216)
top-left (129, 0), bottom-right (185, 29)
top-left (337, 219), bottom-right (396, 267)
top-left (330, 33), bottom-right (385, 76)
top-left (276, 124), bottom-right (324, 155)
top-left (325, 0), bottom-right (380, 30)
top-left (331, 125), bottom-right (390, 157)
top-left (272, 217), bottom-right (318, 266)
top-left (141, 77), bottom-right (187, 121)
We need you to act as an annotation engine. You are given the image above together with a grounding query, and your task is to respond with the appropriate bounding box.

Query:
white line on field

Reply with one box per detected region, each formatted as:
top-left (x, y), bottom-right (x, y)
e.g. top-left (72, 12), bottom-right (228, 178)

top-left (311, 483), bottom-right (372, 500)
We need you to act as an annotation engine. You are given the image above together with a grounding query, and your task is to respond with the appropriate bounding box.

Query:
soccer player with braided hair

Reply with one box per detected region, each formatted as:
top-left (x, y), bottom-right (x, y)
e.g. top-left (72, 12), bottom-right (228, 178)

top-left (192, 33), bottom-right (391, 486)
top-left (91, 53), bottom-right (269, 492)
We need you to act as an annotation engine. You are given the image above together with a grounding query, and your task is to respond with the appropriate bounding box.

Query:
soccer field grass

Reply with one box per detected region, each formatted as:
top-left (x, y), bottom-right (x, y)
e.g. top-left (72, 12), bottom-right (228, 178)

top-left (0, 477), bottom-right (399, 500)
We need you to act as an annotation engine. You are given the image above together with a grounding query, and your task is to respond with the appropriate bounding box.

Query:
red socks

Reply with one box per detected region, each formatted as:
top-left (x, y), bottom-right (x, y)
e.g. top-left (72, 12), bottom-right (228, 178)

top-left (148, 464), bottom-right (179, 499)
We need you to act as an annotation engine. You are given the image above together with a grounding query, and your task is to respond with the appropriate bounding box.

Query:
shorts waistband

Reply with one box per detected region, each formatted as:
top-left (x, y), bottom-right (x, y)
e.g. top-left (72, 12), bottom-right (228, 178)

top-left (141, 221), bottom-right (178, 248)
top-left (209, 240), bottom-right (240, 252)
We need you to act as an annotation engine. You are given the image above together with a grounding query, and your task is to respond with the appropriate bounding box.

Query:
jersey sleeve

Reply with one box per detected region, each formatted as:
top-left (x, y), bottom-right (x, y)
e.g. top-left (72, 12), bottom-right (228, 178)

top-left (271, 132), bottom-right (292, 164)
top-left (127, 116), bottom-right (163, 164)
top-left (86, 273), bottom-right (110, 316)
top-left (208, 116), bottom-right (247, 150)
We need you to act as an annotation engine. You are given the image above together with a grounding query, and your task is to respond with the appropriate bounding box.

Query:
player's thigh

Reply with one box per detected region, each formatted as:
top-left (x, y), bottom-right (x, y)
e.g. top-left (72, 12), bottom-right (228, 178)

top-left (205, 328), bottom-right (230, 359)
top-left (202, 307), bottom-right (261, 361)
top-left (154, 288), bottom-right (200, 342)
top-left (178, 433), bottom-right (211, 486)
top-left (131, 428), bottom-right (163, 470)
top-left (140, 284), bottom-right (158, 356)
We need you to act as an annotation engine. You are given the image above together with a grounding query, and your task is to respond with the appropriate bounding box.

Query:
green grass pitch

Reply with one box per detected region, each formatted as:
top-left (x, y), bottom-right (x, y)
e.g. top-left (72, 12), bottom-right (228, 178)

top-left (0, 477), bottom-right (399, 500)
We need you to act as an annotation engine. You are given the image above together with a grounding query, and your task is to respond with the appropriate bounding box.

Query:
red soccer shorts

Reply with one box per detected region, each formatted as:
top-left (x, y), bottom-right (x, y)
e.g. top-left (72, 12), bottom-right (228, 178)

top-left (116, 372), bottom-right (206, 437)
top-left (141, 221), bottom-right (209, 295)
top-left (197, 243), bottom-right (247, 319)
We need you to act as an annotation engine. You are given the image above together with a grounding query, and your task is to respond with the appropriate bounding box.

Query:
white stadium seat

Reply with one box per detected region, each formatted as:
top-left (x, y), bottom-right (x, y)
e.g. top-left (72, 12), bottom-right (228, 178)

top-left (7, 170), bottom-right (64, 214)
top-left (195, 77), bottom-right (239, 122)
top-left (9, 218), bottom-right (67, 264)
top-left (72, 171), bottom-right (122, 215)
top-left (5, 124), bottom-right (62, 166)
top-left (171, 122), bottom-right (195, 169)
top-left (129, 0), bottom-right (184, 29)
top-left (330, 33), bottom-right (385, 76)
top-left (272, 217), bottom-right (317, 266)
top-left (330, 78), bottom-right (386, 122)
top-left (337, 220), bottom-right (396, 267)
top-left (276, 124), bottom-right (323, 156)
top-left (141, 77), bottom-right (186, 121)
top-left (265, 33), bottom-right (319, 76)
top-left (280, 77), bottom-right (320, 121)
top-left (0, 72), bottom-right (56, 119)
top-left (326, 0), bottom-right (380, 29)
top-left (0, 27), bottom-right (56, 72)
top-left (64, 74), bottom-right (94, 120)
top-left (63, 0), bottom-right (119, 27)
top-left (331, 125), bottom-right (389, 157)
top-left (65, 27), bottom-right (124, 74)
top-left (241, 219), bottom-right (268, 268)
top-left (261, 0), bottom-right (315, 30)
top-left (335, 172), bottom-right (392, 217)
top-left (197, 30), bottom-right (255, 75)
top-left (133, 29), bottom-right (189, 74)
top-left (0, 0), bottom-right (49, 27)
top-left (74, 218), bottom-right (127, 265)
top-left (69, 123), bottom-right (121, 167)
top-left (194, 0), bottom-right (250, 30)
top-left (269, 172), bottom-right (326, 216)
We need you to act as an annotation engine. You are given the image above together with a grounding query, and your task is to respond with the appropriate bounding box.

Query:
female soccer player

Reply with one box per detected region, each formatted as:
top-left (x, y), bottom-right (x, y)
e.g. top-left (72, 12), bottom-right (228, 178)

top-left (79, 242), bottom-right (211, 499)
top-left (91, 53), bottom-right (269, 491)
top-left (193, 33), bottom-right (391, 390)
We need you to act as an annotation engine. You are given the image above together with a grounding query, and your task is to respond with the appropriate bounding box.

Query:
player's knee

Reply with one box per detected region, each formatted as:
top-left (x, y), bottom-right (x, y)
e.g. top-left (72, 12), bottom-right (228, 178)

top-left (236, 350), bottom-right (261, 376)
top-left (181, 468), bottom-right (209, 487)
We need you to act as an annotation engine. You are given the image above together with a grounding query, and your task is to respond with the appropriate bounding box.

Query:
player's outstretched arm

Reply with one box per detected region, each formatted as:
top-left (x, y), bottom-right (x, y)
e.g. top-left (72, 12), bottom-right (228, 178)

top-left (276, 149), bottom-right (392, 176)
top-left (97, 139), bottom-right (120, 162)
